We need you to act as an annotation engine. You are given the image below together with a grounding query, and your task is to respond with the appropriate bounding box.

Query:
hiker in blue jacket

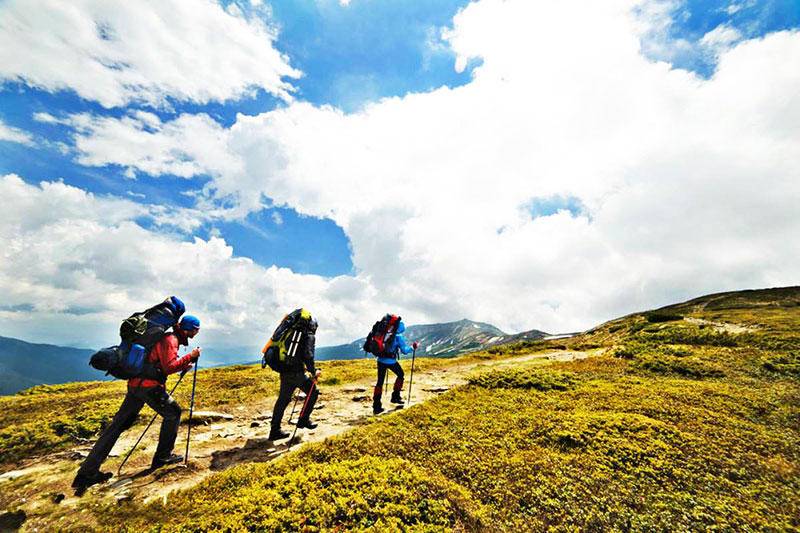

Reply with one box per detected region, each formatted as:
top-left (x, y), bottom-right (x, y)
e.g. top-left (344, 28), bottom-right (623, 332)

top-left (373, 320), bottom-right (418, 415)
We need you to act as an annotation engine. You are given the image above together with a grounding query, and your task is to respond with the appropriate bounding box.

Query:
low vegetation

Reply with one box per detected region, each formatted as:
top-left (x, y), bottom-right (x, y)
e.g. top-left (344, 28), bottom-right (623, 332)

top-left (88, 287), bottom-right (800, 531)
top-left (2, 286), bottom-right (799, 531)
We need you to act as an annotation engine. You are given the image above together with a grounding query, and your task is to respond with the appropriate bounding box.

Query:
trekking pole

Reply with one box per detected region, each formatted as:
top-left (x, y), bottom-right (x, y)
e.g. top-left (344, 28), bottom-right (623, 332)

top-left (183, 359), bottom-right (199, 465)
top-left (288, 376), bottom-right (318, 450)
top-left (406, 347), bottom-right (416, 407)
top-left (117, 369), bottom-right (188, 477)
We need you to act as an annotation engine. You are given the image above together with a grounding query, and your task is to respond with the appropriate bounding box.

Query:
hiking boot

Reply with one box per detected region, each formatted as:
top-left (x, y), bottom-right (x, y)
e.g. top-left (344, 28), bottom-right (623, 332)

top-left (390, 391), bottom-right (403, 404)
top-left (150, 453), bottom-right (183, 470)
top-left (373, 402), bottom-right (385, 415)
top-left (296, 418), bottom-right (318, 430)
top-left (71, 470), bottom-right (112, 489)
top-left (268, 429), bottom-right (291, 441)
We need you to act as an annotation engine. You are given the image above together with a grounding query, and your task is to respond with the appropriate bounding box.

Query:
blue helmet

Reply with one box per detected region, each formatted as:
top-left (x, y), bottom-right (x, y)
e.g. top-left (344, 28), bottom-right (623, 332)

top-left (179, 315), bottom-right (200, 331)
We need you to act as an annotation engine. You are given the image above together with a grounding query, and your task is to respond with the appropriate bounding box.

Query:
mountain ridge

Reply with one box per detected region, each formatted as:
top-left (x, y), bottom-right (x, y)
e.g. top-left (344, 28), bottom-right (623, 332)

top-left (0, 317), bottom-right (549, 394)
top-left (316, 318), bottom-right (549, 360)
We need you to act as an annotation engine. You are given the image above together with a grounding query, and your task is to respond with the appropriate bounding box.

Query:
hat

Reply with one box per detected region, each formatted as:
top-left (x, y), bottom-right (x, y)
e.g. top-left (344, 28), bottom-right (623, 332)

top-left (179, 315), bottom-right (200, 331)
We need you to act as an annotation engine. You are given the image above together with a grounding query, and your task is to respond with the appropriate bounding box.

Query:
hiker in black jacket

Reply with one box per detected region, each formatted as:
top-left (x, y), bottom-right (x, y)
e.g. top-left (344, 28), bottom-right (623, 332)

top-left (265, 310), bottom-right (321, 441)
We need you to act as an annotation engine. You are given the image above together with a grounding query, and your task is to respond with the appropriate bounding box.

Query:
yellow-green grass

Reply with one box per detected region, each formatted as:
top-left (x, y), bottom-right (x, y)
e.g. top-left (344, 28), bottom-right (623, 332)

top-left (0, 345), bottom-right (545, 468)
top-left (89, 289), bottom-right (800, 531)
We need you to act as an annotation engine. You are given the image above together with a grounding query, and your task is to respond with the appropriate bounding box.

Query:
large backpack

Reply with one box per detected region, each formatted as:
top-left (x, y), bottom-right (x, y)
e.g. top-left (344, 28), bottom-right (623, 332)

top-left (363, 314), bottom-right (401, 357)
top-left (89, 296), bottom-right (185, 380)
top-left (261, 308), bottom-right (315, 372)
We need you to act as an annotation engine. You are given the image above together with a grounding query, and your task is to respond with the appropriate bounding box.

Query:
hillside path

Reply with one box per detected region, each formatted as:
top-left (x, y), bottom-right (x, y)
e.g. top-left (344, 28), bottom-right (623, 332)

top-left (1, 349), bottom-right (591, 524)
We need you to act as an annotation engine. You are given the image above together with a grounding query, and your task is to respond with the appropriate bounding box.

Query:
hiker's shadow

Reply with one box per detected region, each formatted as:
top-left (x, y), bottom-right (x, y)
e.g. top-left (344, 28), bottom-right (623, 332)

top-left (210, 437), bottom-right (293, 471)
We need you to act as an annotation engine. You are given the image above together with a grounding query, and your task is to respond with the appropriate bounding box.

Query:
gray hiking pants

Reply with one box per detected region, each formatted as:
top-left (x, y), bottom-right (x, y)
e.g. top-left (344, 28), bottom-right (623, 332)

top-left (271, 372), bottom-right (318, 432)
top-left (78, 386), bottom-right (182, 474)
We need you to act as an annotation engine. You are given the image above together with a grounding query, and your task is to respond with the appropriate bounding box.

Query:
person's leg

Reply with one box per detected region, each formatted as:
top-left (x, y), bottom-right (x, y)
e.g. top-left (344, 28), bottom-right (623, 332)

top-left (270, 373), bottom-right (297, 438)
top-left (77, 391), bottom-right (144, 476)
top-left (373, 363), bottom-right (388, 414)
top-left (296, 375), bottom-right (319, 427)
top-left (137, 386), bottom-right (183, 465)
top-left (390, 362), bottom-right (405, 404)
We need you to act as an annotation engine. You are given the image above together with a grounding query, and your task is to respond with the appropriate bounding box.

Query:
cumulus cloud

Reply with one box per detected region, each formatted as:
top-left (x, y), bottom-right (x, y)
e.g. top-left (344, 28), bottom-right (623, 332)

top-left (0, 174), bottom-right (383, 348)
top-left (9, 0), bottom-right (800, 342)
top-left (66, 111), bottom-right (241, 180)
top-left (0, 0), bottom-right (300, 108)
top-left (217, 0), bottom-right (798, 333)
top-left (700, 23), bottom-right (743, 57)
top-left (0, 119), bottom-right (34, 146)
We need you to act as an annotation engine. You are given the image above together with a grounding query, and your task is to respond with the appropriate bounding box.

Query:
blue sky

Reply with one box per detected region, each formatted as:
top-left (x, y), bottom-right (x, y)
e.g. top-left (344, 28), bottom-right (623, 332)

top-left (1, 0), bottom-right (795, 279)
top-left (0, 0), bottom-right (798, 350)
top-left (1, 0), bottom-right (476, 278)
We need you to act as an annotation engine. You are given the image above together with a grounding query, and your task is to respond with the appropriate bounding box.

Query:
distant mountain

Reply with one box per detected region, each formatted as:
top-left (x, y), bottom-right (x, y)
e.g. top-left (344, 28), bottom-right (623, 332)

top-left (0, 319), bottom-right (551, 394)
top-left (0, 336), bottom-right (100, 395)
top-left (316, 319), bottom-right (549, 360)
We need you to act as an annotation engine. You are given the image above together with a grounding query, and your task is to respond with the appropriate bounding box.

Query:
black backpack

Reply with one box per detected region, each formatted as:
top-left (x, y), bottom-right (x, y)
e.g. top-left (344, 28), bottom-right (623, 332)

top-left (261, 308), bottom-right (315, 372)
top-left (363, 314), bottom-right (401, 357)
top-left (89, 297), bottom-right (184, 380)
top-left (119, 296), bottom-right (185, 349)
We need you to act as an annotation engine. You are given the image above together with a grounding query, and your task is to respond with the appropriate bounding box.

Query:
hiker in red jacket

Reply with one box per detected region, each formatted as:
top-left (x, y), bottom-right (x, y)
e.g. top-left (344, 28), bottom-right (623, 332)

top-left (72, 315), bottom-right (201, 491)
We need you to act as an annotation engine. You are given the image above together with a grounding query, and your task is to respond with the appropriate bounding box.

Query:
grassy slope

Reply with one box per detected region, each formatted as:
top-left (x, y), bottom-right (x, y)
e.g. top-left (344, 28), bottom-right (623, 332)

top-left (93, 287), bottom-right (800, 532)
top-left (3, 287), bottom-right (799, 531)
top-left (0, 359), bottom-right (379, 467)
top-left (0, 346), bottom-right (512, 469)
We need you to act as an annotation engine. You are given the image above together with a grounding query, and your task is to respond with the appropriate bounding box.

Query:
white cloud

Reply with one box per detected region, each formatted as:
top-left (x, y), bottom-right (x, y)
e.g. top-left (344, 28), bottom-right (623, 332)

top-left (32, 112), bottom-right (60, 125)
top-left (0, 119), bottom-right (34, 146)
top-left (0, 0), bottom-right (301, 108)
top-left (210, 0), bottom-right (798, 334)
top-left (271, 211), bottom-right (284, 225)
top-left (66, 111), bottom-right (241, 180)
top-left (700, 23), bottom-right (743, 57)
top-left (7, 0), bottom-right (800, 344)
top-left (0, 174), bottom-right (383, 349)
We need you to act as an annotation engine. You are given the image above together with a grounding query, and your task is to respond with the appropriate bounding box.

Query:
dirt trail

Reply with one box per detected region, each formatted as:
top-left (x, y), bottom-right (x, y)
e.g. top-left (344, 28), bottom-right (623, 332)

top-left (1, 349), bottom-right (592, 522)
top-left (683, 317), bottom-right (756, 334)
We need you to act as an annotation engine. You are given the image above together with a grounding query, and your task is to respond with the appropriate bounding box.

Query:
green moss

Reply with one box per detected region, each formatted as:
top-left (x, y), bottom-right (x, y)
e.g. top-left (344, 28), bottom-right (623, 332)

top-left (468, 367), bottom-right (577, 391)
top-left (632, 353), bottom-right (725, 379)
top-left (762, 352), bottom-right (800, 377)
top-left (644, 311), bottom-right (683, 323)
top-left (104, 457), bottom-right (487, 532)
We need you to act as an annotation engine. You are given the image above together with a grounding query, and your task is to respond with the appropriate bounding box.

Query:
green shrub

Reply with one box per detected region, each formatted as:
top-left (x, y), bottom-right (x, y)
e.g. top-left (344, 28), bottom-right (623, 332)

top-left (106, 457), bottom-right (487, 532)
top-left (762, 352), bottom-right (800, 377)
top-left (468, 368), bottom-right (577, 391)
top-left (632, 353), bottom-right (725, 379)
top-left (647, 327), bottom-right (739, 347)
top-left (645, 312), bottom-right (684, 323)
top-left (612, 342), bottom-right (691, 361)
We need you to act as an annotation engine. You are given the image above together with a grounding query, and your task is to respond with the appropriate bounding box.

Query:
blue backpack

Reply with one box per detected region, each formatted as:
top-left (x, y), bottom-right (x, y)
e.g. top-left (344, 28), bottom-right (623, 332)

top-left (90, 297), bottom-right (185, 380)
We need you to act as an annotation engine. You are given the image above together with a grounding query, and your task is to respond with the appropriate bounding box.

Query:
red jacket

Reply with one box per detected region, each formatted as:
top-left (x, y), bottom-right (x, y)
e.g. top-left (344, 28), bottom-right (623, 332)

top-left (129, 333), bottom-right (193, 388)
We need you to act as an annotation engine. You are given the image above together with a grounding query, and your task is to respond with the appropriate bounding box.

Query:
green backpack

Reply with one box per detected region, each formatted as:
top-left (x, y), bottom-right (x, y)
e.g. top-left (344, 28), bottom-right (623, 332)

top-left (261, 308), bottom-right (314, 372)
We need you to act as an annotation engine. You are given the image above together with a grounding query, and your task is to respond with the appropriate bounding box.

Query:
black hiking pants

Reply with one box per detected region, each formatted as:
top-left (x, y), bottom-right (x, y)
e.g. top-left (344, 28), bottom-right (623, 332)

top-left (376, 361), bottom-right (404, 393)
top-left (271, 372), bottom-right (318, 432)
top-left (78, 386), bottom-right (182, 474)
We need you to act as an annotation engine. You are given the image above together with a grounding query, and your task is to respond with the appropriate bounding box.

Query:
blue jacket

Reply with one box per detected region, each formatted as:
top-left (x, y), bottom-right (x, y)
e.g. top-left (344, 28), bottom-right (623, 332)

top-left (378, 320), bottom-right (414, 365)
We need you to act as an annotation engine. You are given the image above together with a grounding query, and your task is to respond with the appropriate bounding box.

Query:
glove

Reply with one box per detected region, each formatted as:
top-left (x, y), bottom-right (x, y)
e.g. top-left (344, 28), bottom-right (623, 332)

top-left (412, 342), bottom-right (418, 350)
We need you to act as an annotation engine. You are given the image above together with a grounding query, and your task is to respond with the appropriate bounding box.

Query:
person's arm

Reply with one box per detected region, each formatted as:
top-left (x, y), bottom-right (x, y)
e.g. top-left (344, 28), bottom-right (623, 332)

top-left (156, 335), bottom-right (194, 375)
top-left (396, 334), bottom-right (414, 355)
top-left (303, 331), bottom-right (317, 375)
